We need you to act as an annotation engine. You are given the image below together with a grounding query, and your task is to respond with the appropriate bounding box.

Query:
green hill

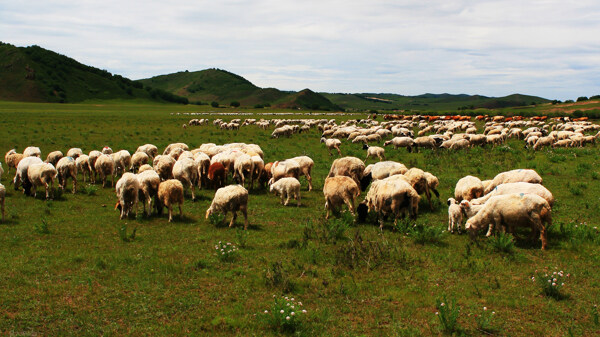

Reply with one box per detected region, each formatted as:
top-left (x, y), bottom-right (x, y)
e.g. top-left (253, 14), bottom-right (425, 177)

top-left (0, 42), bottom-right (188, 104)
top-left (138, 69), bottom-right (340, 110)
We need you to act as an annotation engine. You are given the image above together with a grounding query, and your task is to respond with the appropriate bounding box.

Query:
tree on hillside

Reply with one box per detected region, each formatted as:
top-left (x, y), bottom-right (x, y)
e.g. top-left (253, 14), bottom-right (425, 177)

top-left (577, 96), bottom-right (588, 102)
top-left (230, 101), bottom-right (240, 108)
top-left (211, 101), bottom-right (219, 108)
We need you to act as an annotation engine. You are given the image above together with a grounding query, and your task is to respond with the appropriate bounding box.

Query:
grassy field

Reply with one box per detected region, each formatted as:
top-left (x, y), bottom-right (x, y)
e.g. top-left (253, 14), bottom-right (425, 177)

top-left (1, 101), bottom-right (600, 336)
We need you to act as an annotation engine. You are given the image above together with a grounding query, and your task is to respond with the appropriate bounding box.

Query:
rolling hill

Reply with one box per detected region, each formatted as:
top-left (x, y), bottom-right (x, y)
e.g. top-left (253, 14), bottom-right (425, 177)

top-left (0, 42), bottom-right (187, 104)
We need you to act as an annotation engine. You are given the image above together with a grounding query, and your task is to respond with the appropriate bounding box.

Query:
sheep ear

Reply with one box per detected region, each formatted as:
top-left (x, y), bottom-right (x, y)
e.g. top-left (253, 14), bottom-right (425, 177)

top-left (447, 198), bottom-right (452, 206)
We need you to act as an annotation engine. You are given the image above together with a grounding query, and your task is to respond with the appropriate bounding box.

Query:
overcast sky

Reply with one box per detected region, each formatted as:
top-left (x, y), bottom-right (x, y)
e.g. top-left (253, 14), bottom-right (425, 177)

top-left (2, 0), bottom-right (599, 100)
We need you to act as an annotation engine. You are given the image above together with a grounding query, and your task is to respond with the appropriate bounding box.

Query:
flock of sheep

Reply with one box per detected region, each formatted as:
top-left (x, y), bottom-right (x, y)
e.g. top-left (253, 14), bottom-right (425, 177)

top-left (0, 114), bottom-right (573, 250)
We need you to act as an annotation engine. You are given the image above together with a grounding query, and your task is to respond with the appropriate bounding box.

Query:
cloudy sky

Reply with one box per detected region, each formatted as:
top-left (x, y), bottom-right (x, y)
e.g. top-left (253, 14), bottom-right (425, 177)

top-left (2, 0), bottom-right (599, 100)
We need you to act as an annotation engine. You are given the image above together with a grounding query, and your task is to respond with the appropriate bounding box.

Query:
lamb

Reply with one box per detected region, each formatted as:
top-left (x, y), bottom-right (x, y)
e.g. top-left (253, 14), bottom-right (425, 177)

top-left (56, 156), bottom-right (77, 194)
top-left (88, 150), bottom-right (102, 183)
top-left (66, 148), bottom-right (83, 159)
top-left (484, 169), bottom-right (543, 194)
top-left (323, 176), bottom-right (361, 219)
top-left (157, 179), bottom-right (184, 222)
top-left (403, 167), bottom-right (433, 210)
top-left (75, 155), bottom-right (91, 183)
top-left (363, 144), bottom-right (386, 161)
top-left (383, 137), bottom-right (414, 152)
top-left (269, 177), bottom-right (301, 206)
top-left (471, 182), bottom-right (554, 207)
top-left (136, 169), bottom-right (160, 216)
top-left (45, 151), bottom-right (64, 166)
top-left (131, 152), bottom-right (150, 172)
top-left (465, 193), bottom-right (551, 250)
top-left (27, 163), bottom-right (57, 199)
top-left (136, 144), bottom-right (159, 159)
top-left (454, 175), bottom-right (485, 201)
top-left (95, 154), bottom-right (115, 188)
top-left (5, 150), bottom-right (24, 176)
top-left (207, 162), bottom-right (226, 190)
top-left (173, 157), bottom-right (199, 200)
top-left (13, 156), bottom-right (43, 192)
top-left (233, 154), bottom-right (254, 189)
top-left (23, 146), bottom-right (41, 158)
top-left (112, 150), bottom-right (132, 176)
top-left (320, 137), bottom-right (342, 156)
top-left (447, 198), bottom-right (463, 233)
top-left (115, 172), bottom-right (140, 219)
top-left (327, 156), bottom-right (366, 190)
top-left (205, 184), bottom-right (249, 229)
top-left (269, 159), bottom-right (301, 185)
top-left (363, 175), bottom-right (420, 228)
top-left (289, 156), bottom-right (314, 191)
top-left (154, 155), bottom-right (176, 181)
top-left (0, 183), bottom-right (4, 222)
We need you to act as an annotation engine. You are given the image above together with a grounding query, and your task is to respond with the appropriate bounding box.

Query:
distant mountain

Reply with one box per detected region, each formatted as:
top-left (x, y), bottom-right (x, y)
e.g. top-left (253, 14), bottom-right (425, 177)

top-left (0, 42), bottom-right (188, 103)
top-left (137, 69), bottom-right (341, 110)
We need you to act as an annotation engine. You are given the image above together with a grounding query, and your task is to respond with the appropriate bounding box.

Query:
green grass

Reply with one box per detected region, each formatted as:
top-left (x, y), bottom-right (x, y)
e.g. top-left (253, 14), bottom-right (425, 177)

top-left (1, 101), bottom-right (600, 335)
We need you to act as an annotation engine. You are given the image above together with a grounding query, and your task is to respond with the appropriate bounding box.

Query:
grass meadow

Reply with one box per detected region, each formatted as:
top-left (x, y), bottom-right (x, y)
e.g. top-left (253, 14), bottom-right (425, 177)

top-left (1, 101), bottom-right (600, 336)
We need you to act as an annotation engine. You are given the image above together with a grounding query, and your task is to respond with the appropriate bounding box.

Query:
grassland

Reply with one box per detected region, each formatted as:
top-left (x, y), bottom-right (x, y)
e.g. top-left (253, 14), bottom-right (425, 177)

top-left (1, 101), bottom-right (600, 336)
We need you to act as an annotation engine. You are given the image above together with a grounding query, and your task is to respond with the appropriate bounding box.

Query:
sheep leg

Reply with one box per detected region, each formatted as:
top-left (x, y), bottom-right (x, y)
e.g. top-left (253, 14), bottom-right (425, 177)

top-left (306, 172), bottom-right (312, 191)
top-left (111, 174), bottom-right (114, 187)
top-left (448, 217), bottom-right (453, 233)
top-left (229, 211), bottom-right (237, 228)
top-left (190, 181), bottom-right (195, 201)
top-left (540, 226), bottom-right (547, 250)
top-left (425, 186), bottom-right (433, 210)
top-left (168, 204), bottom-right (173, 222)
top-left (285, 193), bottom-right (290, 206)
top-left (336, 147), bottom-right (342, 156)
top-left (72, 174), bottom-right (77, 194)
top-left (345, 196), bottom-right (356, 216)
top-left (325, 200), bottom-right (330, 219)
top-left (242, 206), bottom-right (248, 230)
top-left (296, 192), bottom-right (301, 207)
top-left (178, 202), bottom-right (182, 219)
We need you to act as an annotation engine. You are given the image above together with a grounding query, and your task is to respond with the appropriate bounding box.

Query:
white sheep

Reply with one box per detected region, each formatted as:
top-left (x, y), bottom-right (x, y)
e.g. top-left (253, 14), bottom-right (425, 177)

top-left (5, 150), bottom-right (24, 176)
top-left (471, 182), bottom-right (554, 207)
top-left (205, 184), bottom-right (249, 229)
top-left (323, 176), bottom-right (361, 219)
top-left (454, 175), bottom-right (484, 202)
top-left (45, 151), bottom-right (64, 166)
top-left (327, 156), bottom-right (366, 189)
top-left (66, 148), bottom-right (83, 159)
top-left (404, 168), bottom-right (433, 210)
top-left (115, 172), bottom-right (140, 219)
top-left (173, 157), bottom-right (199, 200)
top-left (75, 155), bottom-right (91, 183)
top-left (112, 150), bottom-right (132, 176)
top-left (23, 146), bottom-right (41, 158)
top-left (484, 169), bottom-right (543, 194)
top-left (0, 183), bottom-right (5, 222)
top-left (95, 154), bottom-right (115, 187)
top-left (320, 137), bottom-right (342, 156)
top-left (269, 177), bottom-right (301, 206)
top-left (289, 156), bottom-right (314, 191)
top-left (136, 169), bottom-right (160, 216)
top-left (27, 162), bottom-right (57, 199)
top-left (88, 150), bottom-right (102, 183)
top-left (233, 154), bottom-right (254, 189)
top-left (102, 146), bottom-right (113, 154)
top-left (136, 144), bottom-right (159, 159)
top-left (131, 152), bottom-right (150, 172)
top-left (13, 156), bottom-right (43, 191)
top-left (56, 156), bottom-right (77, 194)
top-left (194, 152), bottom-right (211, 189)
top-left (157, 179), bottom-right (184, 222)
top-left (154, 155), bottom-right (176, 181)
top-left (138, 164), bottom-right (153, 173)
top-left (363, 175), bottom-right (419, 229)
top-left (269, 159), bottom-right (301, 185)
top-left (383, 137), bottom-right (414, 152)
top-left (447, 198), bottom-right (463, 233)
top-left (364, 145), bottom-right (386, 161)
top-left (163, 143), bottom-right (189, 156)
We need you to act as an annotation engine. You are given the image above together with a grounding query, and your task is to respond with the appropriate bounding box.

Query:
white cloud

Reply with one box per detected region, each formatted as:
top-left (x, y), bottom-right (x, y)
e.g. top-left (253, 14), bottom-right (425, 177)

top-left (2, 0), bottom-right (599, 100)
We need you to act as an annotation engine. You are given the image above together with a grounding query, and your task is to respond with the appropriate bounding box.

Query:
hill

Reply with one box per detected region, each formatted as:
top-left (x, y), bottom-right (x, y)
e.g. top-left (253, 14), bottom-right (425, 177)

top-left (0, 42), bottom-right (188, 104)
top-left (138, 69), bottom-right (341, 110)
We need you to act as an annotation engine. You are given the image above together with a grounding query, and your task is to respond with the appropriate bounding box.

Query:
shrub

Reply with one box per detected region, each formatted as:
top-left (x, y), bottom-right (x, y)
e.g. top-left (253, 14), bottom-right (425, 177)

top-left (577, 96), bottom-right (588, 102)
top-left (532, 268), bottom-right (570, 300)
top-left (264, 261), bottom-right (296, 292)
top-left (118, 224), bottom-right (137, 242)
top-left (34, 217), bottom-right (50, 234)
top-left (410, 224), bottom-right (444, 245)
top-left (208, 212), bottom-right (225, 226)
top-left (261, 295), bottom-right (308, 333)
top-left (488, 231), bottom-right (515, 254)
top-left (215, 241), bottom-right (239, 262)
top-left (81, 184), bottom-right (98, 196)
top-left (435, 295), bottom-right (461, 334)
top-left (211, 101), bottom-right (219, 108)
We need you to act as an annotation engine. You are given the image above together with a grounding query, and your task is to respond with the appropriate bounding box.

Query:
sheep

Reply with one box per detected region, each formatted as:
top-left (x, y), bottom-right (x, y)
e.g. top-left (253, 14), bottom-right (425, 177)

top-left (168, 147), bottom-right (185, 160)
top-left (163, 143), bottom-right (189, 156)
top-left (207, 162), bottom-right (226, 190)
top-left (471, 182), bottom-right (554, 207)
top-left (269, 159), bottom-right (301, 185)
top-left (454, 175), bottom-right (485, 202)
top-left (250, 155), bottom-right (265, 190)
top-left (484, 169), bottom-right (543, 194)
top-left (172, 157), bottom-right (199, 200)
top-left (138, 164), bottom-right (153, 173)
top-left (289, 156), bottom-right (314, 191)
top-left (465, 193), bottom-right (551, 250)
top-left (205, 184), bottom-right (249, 229)
top-left (102, 146), bottom-right (113, 154)
top-left (193, 152), bottom-right (211, 188)
top-left (269, 177), bottom-right (301, 206)
top-left (74, 155), bottom-right (90, 183)
top-left (403, 168), bottom-right (433, 210)
top-left (112, 150), bottom-right (132, 176)
top-left (136, 144), bottom-right (159, 159)
top-left (154, 155), bottom-right (176, 181)
top-left (0, 163), bottom-right (3, 181)
top-left (56, 156), bottom-right (77, 194)
top-left (383, 137), bottom-right (414, 152)
top-left (320, 137), bottom-right (342, 156)
top-left (23, 146), bottom-right (41, 158)
top-left (233, 154), bottom-right (254, 189)
top-left (413, 136), bottom-right (437, 151)
top-left (363, 175), bottom-right (420, 229)
top-left (88, 150), bottom-right (102, 183)
top-left (447, 198), bottom-right (463, 233)
top-left (13, 156), bottom-right (43, 192)
top-left (5, 150), bottom-right (24, 176)
top-left (95, 154), bottom-right (115, 188)
top-left (327, 156), bottom-right (366, 190)
top-left (45, 151), bottom-right (64, 166)
top-left (424, 171), bottom-right (440, 199)
top-left (136, 169), bottom-right (160, 216)
top-left (27, 163), bottom-right (57, 199)
top-left (157, 179), bottom-right (184, 222)
top-left (0, 183), bottom-right (4, 222)
top-left (364, 144), bottom-right (386, 161)
top-left (115, 172), bottom-right (140, 219)
top-left (131, 152), bottom-right (150, 172)
top-left (323, 176), bottom-right (361, 219)
top-left (533, 136), bottom-right (554, 150)
top-left (66, 148), bottom-right (83, 159)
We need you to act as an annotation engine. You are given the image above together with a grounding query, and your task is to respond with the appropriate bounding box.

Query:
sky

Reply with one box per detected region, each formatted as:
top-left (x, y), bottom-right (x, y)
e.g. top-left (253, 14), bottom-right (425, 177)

top-left (2, 0), bottom-right (599, 100)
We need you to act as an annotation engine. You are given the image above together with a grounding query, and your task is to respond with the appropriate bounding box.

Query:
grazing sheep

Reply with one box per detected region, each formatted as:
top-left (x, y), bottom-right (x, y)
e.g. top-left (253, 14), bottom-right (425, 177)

top-left (413, 136), bottom-right (437, 151)
top-left (131, 152), bottom-right (150, 172)
top-left (424, 172), bottom-right (440, 199)
top-left (320, 137), bottom-right (342, 156)
top-left (23, 146), bottom-right (41, 158)
top-left (76, 155), bottom-right (91, 183)
top-left (115, 172), bottom-right (140, 219)
top-left (207, 162), bottom-right (226, 190)
top-left (173, 157), bottom-right (199, 200)
top-left (0, 183), bottom-right (4, 222)
top-left (328, 156), bottom-right (366, 190)
top-left (112, 150), bottom-right (132, 176)
top-left (154, 155), bottom-right (176, 181)
top-left (27, 163), bottom-right (57, 199)
top-left (45, 151), bottom-right (64, 166)
top-left (138, 164), bottom-right (153, 173)
top-left (323, 176), bottom-right (361, 219)
top-left (233, 154), bottom-right (254, 189)
top-left (363, 175), bottom-right (420, 229)
top-left (533, 136), bottom-right (554, 150)
top-left (88, 150), bottom-right (102, 183)
top-left (205, 184), bottom-right (249, 229)
top-left (404, 168), bottom-right (433, 210)
top-left (95, 154), bottom-right (115, 188)
top-left (102, 146), bottom-right (113, 155)
top-left (364, 144), bottom-right (386, 161)
top-left (56, 156), bottom-right (77, 194)
top-left (383, 137), bottom-right (414, 152)
top-left (136, 144), bottom-right (159, 159)
top-left (484, 169), bottom-right (543, 194)
top-left (363, 161), bottom-right (408, 181)
top-left (250, 155), bottom-right (265, 190)
top-left (289, 156), bottom-right (314, 191)
top-left (269, 177), bottom-right (301, 206)
top-left (454, 175), bottom-right (485, 202)
top-left (163, 143), bottom-right (189, 156)
top-left (157, 179), bottom-right (184, 222)
top-left (66, 148), bottom-right (83, 159)
top-left (5, 150), bottom-right (24, 176)
top-left (194, 152), bottom-right (211, 189)
top-left (447, 198), bottom-right (463, 233)
top-left (136, 169), bottom-right (160, 216)
top-left (13, 156), bottom-right (43, 192)
top-left (471, 182), bottom-right (554, 207)
top-left (465, 193), bottom-right (551, 250)
top-left (269, 159), bottom-right (301, 185)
